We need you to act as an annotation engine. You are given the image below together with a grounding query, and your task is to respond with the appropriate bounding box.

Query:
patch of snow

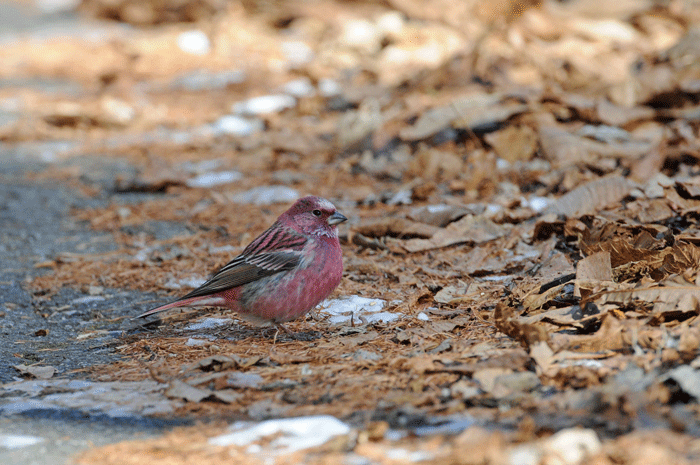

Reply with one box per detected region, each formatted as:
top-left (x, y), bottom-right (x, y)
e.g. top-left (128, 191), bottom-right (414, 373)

top-left (527, 196), bottom-right (550, 212)
top-left (209, 245), bottom-right (239, 254)
top-left (386, 448), bottom-right (435, 462)
top-left (486, 204), bottom-right (502, 215)
top-left (376, 11), bottom-right (404, 34)
top-left (186, 171), bottom-right (243, 188)
top-left (210, 115), bottom-right (264, 137)
top-left (426, 204), bottom-right (450, 213)
top-left (281, 78), bottom-right (315, 98)
top-left (281, 41), bottom-right (314, 66)
top-left (318, 296), bottom-right (398, 325)
top-left (177, 30), bottom-right (210, 55)
top-left (232, 94), bottom-right (296, 115)
top-left (169, 69), bottom-right (245, 92)
top-left (34, 0), bottom-right (79, 13)
top-left (185, 318), bottom-right (232, 331)
top-left (318, 78), bottom-right (341, 97)
top-left (209, 415), bottom-right (350, 453)
top-left (387, 189), bottom-right (412, 205)
top-left (0, 434), bottom-right (44, 449)
top-left (228, 186), bottom-right (299, 205)
top-left (71, 296), bottom-right (105, 304)
top-left (163, 276), bottom-right (206, 290)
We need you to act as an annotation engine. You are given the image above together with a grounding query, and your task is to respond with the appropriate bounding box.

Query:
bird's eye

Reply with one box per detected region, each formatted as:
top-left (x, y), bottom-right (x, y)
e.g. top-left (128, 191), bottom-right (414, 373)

top-left (312, 209), bottom-right (322, 217)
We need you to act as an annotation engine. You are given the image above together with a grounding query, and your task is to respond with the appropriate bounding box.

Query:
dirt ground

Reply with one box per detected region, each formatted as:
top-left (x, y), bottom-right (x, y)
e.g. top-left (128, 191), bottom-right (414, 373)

top-left (3, 0), bottom-right (700, 464)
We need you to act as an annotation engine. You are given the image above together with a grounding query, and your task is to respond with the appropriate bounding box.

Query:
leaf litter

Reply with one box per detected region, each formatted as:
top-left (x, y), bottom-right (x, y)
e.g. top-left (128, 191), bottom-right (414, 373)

top-left (3, 0), bottom-right (700, 463)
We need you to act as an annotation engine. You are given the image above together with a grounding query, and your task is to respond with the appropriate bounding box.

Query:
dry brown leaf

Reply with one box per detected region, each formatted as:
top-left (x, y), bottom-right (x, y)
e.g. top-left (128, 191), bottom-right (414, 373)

top-left (600, 285), bottom-right (700, 318)
top-left (666, 187), bottom-right (700, 215)
top-left (679, 327), bottom-right (700, 353)
top-left (165, 379), bottom-right (211, 403)
top-left (629, 148), bottom-right (665, 184)
top-left (472, 367), bottom-right (514, 393)
top-left (353, 217), bottom-right (440, 239)
top-left (408, 203), bottom-right (475, 227)
top-left (596, 99), bottom-right (655, 126)
top-left (581, 231), bottom-right (662, 267)
top-left (626, 198), bottom-right (676, 223)
top-left (434, 282), bottom-right (470, 304)
top-left (13, 364), bottom-right (56, 379)
top-left (545, 175), bottom-right (632, 218)
top-left (399, 94), bottom-right (526, 141)
top-left (676, 179), bottom-right (700, 199)
top-left (336, 98), bottom-right (381, 153)
top-left (403, 215), bottom-right (508, 252)
top-left (459, 246), bottom-right (511, 275)
top-left (522, 283), bottom-right (568, 313)
top-left (409, 148), bottom-right (465, 181)
top-left (494, 304), bottom-right (549, 348)
top-left (404, 355), bottom-right (439, 374)
top-left (529, 341), bottom-right (554, 375)
top-left (518, 305), bottom-right (602, 333)
top-left (452, 102), bottom-right (529, 132)
top-left (550, 313), bottom-right (628, 353)
top-left (539, 125), bottom-right (650, 168)
top-left (577, 251), bottom-right (613, 282)
top-left (655, 242), bottom-right (700, 278)
top-left (269, 350), bottom-right (313, 365)
top-left (485, 125), bottom-right (538, 162)
top-left (575, 251), bottom-right (613, 298)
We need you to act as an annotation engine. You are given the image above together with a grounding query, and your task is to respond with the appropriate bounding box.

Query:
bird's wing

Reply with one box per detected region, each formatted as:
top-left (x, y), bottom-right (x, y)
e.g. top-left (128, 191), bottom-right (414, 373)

top-left (175, 224), bottom-right (307, 300)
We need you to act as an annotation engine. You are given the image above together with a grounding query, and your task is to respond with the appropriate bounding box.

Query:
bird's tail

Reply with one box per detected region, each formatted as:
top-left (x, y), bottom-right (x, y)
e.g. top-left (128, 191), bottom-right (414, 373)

top-left (132, 295), bottom-right (226, 319)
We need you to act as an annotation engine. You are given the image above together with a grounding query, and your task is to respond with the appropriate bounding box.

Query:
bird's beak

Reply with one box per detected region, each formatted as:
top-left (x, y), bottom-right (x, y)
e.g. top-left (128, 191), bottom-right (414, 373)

top-left (328, 211), bottom-right (348, 225)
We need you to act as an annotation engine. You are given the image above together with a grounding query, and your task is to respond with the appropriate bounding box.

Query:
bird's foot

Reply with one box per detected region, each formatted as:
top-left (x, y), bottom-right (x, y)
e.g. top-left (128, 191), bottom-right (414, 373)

top-left (262, 324), bottom-right (320, 343)
top-left (260, 323), bottom-right (291, 343)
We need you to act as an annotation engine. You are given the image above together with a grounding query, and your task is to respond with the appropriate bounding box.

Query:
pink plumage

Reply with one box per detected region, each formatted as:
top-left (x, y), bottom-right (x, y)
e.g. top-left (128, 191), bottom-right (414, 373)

top-left (135, 196), bottom-right (347, 327)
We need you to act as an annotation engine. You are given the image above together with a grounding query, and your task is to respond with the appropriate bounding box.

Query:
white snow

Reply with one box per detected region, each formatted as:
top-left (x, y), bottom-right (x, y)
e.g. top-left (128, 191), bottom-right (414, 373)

top-left (71, 296), bottom-right (105, 304)
top-left (185, 338), bottom-right (211, 346)
top-left (186, 171), bottom-right (243, 188)
top-left (163, 276), bottom-right (207, 290)
top-left (281, 78), bottom-right (315, 98)
top-left (318, 78), bottom-right (341, 97)
top-left (184, 318), bottom-right (232, 331)
top-left (0, 434), bottom-right (44, 449)
top-left (527, 196), bottom-right (550, 212)
top-left (228, 186), bottom-right (299, 205)
top-left (232, 94), bottom-right (296, 115)
top-left (318, 296), bottom-right (398, 325)
top-left (210, 115), bottom-right (264, 137)
top-left (177, 30), bottom-right (210, 55)
top-left (281, 41), bottom-right (315, 66)
top-left (209, 415), bottom-right (350, 453)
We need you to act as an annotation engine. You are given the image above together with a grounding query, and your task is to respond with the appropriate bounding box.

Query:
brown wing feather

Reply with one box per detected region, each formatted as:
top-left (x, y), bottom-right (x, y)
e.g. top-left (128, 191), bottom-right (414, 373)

top-left (177, 250), bottom-right (301, 300)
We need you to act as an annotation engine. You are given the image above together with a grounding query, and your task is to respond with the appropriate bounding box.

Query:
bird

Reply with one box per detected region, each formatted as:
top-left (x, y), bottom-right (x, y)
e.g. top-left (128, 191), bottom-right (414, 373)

top-left (134, 196), bottom-right (347, 333)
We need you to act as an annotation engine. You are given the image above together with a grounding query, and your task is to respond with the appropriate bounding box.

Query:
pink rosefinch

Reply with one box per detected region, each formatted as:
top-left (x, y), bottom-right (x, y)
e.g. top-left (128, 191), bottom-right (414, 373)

top-left (135, 196), bottom-right (347, 331)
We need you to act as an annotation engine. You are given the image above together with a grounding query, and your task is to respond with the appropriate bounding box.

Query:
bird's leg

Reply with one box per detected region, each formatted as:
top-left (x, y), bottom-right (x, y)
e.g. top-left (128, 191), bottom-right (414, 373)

top-left (275, 323), bottom-right (292, 334)
top-left (269, 323), bottom-right (292, 344)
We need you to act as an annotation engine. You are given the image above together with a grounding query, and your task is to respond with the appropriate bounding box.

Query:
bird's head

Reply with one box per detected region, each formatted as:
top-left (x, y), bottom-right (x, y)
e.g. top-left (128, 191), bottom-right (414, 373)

top-left (285, 196), bottom-right (347, 237)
